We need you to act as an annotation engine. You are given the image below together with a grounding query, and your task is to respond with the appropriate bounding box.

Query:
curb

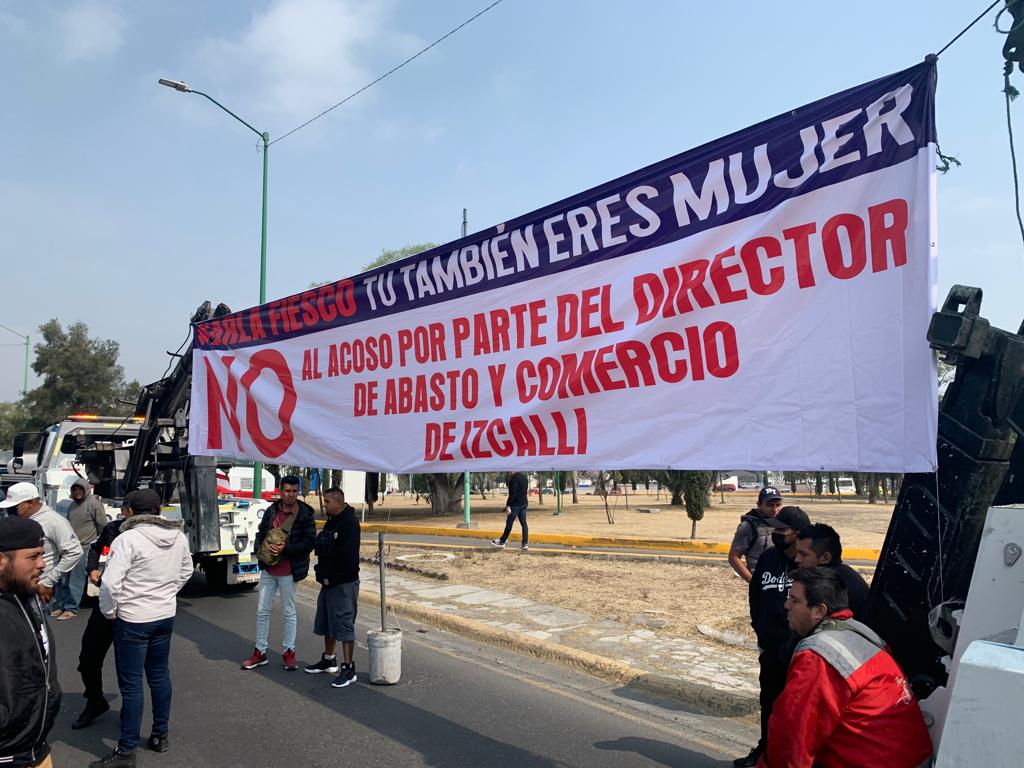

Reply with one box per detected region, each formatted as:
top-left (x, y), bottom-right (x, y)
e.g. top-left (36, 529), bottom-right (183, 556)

top-left (351, 585), bottom-right (757, 718)
top-left (350, 522), bottom-right (881, 561)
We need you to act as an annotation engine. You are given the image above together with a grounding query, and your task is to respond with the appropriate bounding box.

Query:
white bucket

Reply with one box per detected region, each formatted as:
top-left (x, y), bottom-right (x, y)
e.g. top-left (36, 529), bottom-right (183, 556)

top-left (367, 628), bottom-right (403, 685)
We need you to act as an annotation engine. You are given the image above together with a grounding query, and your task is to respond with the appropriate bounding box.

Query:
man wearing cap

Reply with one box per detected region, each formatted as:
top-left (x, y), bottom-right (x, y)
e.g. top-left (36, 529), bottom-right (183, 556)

top-left (71, 493), bottom-right (139, 731)
top-left (54, 478), bottom-right (108, 621)
top-left (0, 515), bottom-right (61, 768)
top-left (90, 490), bottom-right (193, 768)
top-left (1, 482), bottom-right (83, 613)
top-left (729, 486), bottom-right (783, 583)
top-left (734, 504), bottom-right (811, 768)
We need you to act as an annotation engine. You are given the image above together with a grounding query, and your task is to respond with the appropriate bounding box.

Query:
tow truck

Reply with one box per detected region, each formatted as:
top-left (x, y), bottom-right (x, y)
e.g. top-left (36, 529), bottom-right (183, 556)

top-left (2, 301), bottom-right (264, 589)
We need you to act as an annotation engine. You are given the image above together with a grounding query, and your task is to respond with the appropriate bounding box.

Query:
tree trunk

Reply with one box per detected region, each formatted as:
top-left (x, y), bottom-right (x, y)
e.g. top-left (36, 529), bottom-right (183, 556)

top-left (881, 475), bottom-right (889, 503)
top-left (853, 472), bottom-right (864, 495)
top-left (571, 471), bottom-right (578, 504)
top-left (867, 473), bottom-right (878, 504)
top-left (690, 517), bottom-right (698, 539)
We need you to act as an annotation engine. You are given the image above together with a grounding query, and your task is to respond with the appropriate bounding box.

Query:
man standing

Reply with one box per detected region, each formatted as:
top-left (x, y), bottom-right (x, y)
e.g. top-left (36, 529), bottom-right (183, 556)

top-left (72, 493), bottom-right (138, 730)
top-left (735, 505), bottom-right (810, 768)
top-left (90, 489), bottom-right (194, 768)
top-left (1, 482), bottom-right (82, 613)
top-left (490, 471), bottom-right (530, 551)
top-left (759, 567), bottom-right (932, 768)
top-left (55, 478), bottom-right (108, 621)
top-left (241, 475), bottom-right (316, 671)
top-left (0, 515), bottom-right (61, 768)
top-left (304, 488), bottom-right (361, 687)
top-left (793, 523), bottom-right (871, 622)
top-left (729, 487), bottom-right (783, 583)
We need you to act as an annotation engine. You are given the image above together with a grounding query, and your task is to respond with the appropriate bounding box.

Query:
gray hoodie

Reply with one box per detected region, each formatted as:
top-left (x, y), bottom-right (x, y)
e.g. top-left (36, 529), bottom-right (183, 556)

top-left (67, 478), bottom-right (107, 546)
top-left (30, 504), bottom-right (84, 589)
top-left (99, 515), bottom-right (193, 622)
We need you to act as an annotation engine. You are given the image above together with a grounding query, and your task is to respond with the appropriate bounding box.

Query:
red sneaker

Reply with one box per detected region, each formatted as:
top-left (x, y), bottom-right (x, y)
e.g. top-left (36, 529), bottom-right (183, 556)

top-left (241, 648), bottom-right (268, 670)
top-left (282, 648), bottom-right (298, 671)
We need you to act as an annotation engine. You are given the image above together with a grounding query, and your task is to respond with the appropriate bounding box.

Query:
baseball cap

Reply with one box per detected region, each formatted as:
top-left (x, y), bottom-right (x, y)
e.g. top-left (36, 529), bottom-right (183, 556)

top-left (0, 482), bottom-right (40, 509)
top-left (765, 505), bottom-right (811, 531)
top-left (124, 488), bottom-right (162, 514)
top-left (758, 486), bottom-right (782, 503)
top-left (0, 515), bottom-right (44, 550)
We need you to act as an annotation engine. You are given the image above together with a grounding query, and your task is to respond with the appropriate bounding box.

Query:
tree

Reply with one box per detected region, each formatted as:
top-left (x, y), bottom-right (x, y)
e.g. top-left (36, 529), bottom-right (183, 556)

top-left (0, 400), bottom-right (29, 449)
top-left (682, 471), bottom-right (715, 538)
top-left (652, 470), bottom-right (687, 506)
top-left (22, 320), bottom-right (139, 429)
top-left (364, 243), bottom-right (438, 271)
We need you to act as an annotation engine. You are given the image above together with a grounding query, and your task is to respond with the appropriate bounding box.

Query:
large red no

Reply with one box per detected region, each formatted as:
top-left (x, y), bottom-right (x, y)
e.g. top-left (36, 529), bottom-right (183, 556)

top-left (203, 350), bottom-right (297, 458)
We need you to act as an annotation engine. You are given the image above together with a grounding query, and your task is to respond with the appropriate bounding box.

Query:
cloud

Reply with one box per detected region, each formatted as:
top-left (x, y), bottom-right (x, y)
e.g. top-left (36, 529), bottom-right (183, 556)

top-left (198, 0), bottom-right (406, 123)
top-left (57, 2), bottom-right (126, 61)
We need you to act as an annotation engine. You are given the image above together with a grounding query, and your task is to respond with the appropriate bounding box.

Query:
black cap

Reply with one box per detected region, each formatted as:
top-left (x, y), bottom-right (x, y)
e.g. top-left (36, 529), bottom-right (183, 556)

top-left (125, 489), bottom-right (162, 515)
top-left (758, 486), bottom-right (782, 503)
top-left (765, 506), bottom-right (811, 531)
top-left (0, 515), bottom-right (44, 551)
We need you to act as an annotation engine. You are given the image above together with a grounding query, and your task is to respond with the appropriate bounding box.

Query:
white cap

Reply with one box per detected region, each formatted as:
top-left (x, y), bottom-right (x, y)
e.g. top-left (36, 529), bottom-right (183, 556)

top-left (0, 482), bottom-right (41, 509)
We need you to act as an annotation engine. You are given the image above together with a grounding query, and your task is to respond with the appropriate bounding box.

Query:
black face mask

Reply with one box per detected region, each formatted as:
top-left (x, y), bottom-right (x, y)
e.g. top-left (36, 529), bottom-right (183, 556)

top-left (771, 532), bottom-right (789, 549)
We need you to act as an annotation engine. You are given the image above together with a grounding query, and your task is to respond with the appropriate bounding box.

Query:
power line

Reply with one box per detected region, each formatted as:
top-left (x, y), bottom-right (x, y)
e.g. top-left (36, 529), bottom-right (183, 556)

top-left (270, 0), bottom-right (506, 147)
top-left (936, 0), bottom-right (1003, 56)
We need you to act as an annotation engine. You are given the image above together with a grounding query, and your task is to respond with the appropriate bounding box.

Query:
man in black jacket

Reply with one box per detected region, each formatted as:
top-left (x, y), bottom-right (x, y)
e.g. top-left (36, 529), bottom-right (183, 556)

top-left (735, 505), bottom-right (810, 768)
top-left (71, 494), bottom-right (139, 730)
top-left (491, 471), bottom-right (529, 550)
top-left (0, 515), bottom-right (60, 768)
top-left (793, 523), bottom-right (871, 623)
top-left (304, 488), bottom-right (361, 687)
top-left (241, 476), bottom-right (317, 672)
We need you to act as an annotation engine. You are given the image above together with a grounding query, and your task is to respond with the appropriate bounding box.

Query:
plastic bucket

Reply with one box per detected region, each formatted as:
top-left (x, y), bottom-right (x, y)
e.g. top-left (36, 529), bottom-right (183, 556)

top-left (367, 628), bottom-right (403, 685)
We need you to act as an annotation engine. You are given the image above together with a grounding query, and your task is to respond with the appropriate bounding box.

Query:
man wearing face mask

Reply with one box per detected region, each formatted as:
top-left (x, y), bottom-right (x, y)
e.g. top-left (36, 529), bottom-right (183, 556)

top-left (734, 505), bottom-right (811, 768)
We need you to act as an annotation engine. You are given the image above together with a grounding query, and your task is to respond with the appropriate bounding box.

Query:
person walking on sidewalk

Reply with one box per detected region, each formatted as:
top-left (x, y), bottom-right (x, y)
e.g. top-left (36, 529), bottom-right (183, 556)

top-left (55, 478), bottom-right (108, 621)
top-left (71, 493), bottom-right (139, 730)
top-left (1, 482), bottom-right (83, 615)
top-left (90, 489), bottom-right (193, 768)
top-left (0, 515), bottom-right (61, 768)
top-left (304, 488), bottom-right (361, 687)
top-left (728, 486), bottom-right (783, 583)
top-left (241, 475), bottom-right (316, 672)
top-left (734, 504), bottom-right (811, 768)
top-left (491, 471), bottom-right (530, 551)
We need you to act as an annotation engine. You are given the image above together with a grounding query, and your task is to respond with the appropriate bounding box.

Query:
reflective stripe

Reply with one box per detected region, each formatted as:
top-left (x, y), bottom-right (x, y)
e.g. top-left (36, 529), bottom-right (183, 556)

top-left (797, 619), bottom-right (885, 680)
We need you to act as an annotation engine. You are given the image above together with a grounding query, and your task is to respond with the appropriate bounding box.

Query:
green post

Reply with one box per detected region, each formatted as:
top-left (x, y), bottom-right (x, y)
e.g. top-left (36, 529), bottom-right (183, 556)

top-left (252, 131), bottom-right (269, 503)
top-left (22, 334), bottom-right (29, 396)
top-left (554, 470), bottom-right (562, 515)
top-left (462, 471), bottom-right (471, 526)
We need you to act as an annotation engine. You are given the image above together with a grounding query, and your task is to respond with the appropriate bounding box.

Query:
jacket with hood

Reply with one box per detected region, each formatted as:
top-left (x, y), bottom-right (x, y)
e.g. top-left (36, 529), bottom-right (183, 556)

top-left (30, 505), bottom-right (83, 589)
top-left (99, 515), bottom-right (193, 623)
top-left (254, 500), bottom-right (316, 582)
top-left (0, 592), bottom-right (60, 768)
top-left (67, 478), bottom-right (108, 546)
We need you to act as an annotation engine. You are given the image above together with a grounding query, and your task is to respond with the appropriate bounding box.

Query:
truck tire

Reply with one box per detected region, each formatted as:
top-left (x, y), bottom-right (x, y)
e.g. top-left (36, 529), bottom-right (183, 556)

top-left (204, 558), bottom-right (228, 591)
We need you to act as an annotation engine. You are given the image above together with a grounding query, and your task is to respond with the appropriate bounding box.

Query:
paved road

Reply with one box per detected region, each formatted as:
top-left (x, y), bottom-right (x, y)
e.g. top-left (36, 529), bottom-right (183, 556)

top-left (47, 576), bottom-right (750, 768)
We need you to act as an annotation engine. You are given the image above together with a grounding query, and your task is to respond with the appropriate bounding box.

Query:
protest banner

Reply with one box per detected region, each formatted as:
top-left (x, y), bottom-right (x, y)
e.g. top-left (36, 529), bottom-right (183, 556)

top-left (189, 61), bottom-right (938, 473)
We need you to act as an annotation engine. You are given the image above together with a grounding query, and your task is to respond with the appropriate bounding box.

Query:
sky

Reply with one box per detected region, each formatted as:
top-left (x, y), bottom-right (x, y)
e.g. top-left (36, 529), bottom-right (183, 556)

top-left (1, 0), bottom-right (1021, 402)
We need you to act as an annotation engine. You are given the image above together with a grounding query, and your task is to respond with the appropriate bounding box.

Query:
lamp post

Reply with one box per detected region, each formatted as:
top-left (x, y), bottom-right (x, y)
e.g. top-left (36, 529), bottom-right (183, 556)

top-left (0, 325), bottom-right (29, 397)
top-left (159, 78), bottom-right (270, 500)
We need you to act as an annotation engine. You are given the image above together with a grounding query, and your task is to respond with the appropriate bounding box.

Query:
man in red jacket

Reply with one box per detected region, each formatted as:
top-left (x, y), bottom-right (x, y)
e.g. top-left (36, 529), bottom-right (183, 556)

top-left (759, 567), bottom-right (932, 768)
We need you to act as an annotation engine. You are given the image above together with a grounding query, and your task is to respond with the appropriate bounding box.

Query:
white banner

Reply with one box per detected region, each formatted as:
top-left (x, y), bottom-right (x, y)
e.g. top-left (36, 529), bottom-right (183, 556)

top-left (189, 62), bottom-right (938, 473)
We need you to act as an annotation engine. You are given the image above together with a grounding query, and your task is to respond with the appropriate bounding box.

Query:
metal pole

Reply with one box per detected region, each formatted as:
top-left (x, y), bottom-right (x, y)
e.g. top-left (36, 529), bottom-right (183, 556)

top-left (554, 470), bottom-right (561, 515)
top-left (719, 471), bottom-right (725, 504)
top-left (463, 471), bottom-right (471, 526)
top-left (22, 335), bottom-right (28, 396)
top-left (378, 532), bottom-right (387, 631)
top-left (252, 132), bottom-right (269, 504)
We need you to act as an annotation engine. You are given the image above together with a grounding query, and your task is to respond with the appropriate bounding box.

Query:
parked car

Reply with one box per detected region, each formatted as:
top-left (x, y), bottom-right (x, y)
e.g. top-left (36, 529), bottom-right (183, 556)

top-left (714, 483), bottom-right (737, 492)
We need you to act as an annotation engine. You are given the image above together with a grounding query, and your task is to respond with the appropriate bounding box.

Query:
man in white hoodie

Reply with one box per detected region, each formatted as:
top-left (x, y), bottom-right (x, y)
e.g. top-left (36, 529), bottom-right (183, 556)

top-left (90, 490), bottom-right (193, 768)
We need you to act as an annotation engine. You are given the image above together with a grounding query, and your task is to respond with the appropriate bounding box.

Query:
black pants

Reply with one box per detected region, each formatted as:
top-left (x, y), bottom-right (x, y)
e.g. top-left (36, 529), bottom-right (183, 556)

top-left (757, 648), bottom-right (789, 751)
top-left (499, 503), bottom-right (529, 545)
top-left (78, 604), bottom-right (115, 703)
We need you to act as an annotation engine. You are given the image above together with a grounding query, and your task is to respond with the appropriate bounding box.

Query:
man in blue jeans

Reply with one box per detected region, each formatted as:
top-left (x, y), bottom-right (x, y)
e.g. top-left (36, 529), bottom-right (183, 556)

top-left (90, 489), bottom-right (193, 768)
top-left (241, 476), bottom-right (316, 671)
top-left (491, 471), bottom-right (530, 551)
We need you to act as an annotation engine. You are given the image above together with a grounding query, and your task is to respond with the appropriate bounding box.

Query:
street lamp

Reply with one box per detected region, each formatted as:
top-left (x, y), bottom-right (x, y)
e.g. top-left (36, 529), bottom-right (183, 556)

top-left (0, 325), bottom-right (30, 397)
top-left (159, 76), bottom-right (270, 501)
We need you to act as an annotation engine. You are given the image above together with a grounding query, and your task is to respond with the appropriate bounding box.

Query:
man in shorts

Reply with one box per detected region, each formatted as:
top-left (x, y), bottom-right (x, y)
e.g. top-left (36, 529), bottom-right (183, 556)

top-left (304, 488), bottom-right (361, 687)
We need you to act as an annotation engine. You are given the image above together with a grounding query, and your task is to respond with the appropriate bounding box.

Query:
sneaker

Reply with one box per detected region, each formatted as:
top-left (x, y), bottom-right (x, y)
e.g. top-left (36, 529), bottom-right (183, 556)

top-left (88, 749), bottom-right (136, 768)
top-left (490, 539), bottom-right (505, 548)
top-left (240, 648), bottom-right (268, 669)
top-left (57, 611), bottom-right (78, 621)
top-left (147, 734), bottom-right (169, 753)
top-left (72, 698), bottom-right (110, 730)
top-left (732, 746), bottom-right (763, 767)
top-left (331, 663), bottom-right (357, 688)
top-left (49, 609), bottom-right (67, 619)
top-left (283, 648), bottom-right (298, 671)
top-left (305, 654), bottom-right (340, 674)
top-left (521, 544), bottom-right (529, 551)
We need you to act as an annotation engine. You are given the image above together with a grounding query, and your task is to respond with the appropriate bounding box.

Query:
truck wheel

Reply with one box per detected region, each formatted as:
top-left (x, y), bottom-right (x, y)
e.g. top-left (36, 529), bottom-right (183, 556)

top-left (204, 559), bottom-right (228, 591)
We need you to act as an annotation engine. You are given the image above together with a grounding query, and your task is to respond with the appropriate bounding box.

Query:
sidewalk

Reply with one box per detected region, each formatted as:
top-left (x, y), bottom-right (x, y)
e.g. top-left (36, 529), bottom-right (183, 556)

top-left (350, 563), bottom-right (760, 718)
